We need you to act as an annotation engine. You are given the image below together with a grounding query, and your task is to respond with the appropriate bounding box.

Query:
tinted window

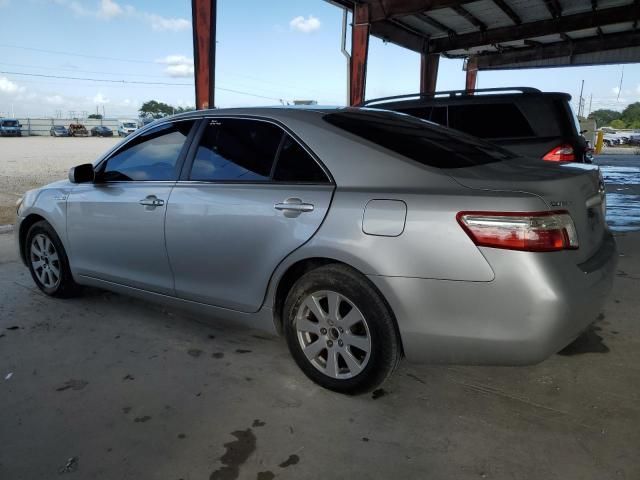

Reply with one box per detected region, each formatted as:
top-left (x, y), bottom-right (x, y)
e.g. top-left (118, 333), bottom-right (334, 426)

top-left (190, 119), bottom-right (282, 181)
top-left (273, 135), bottom-right (329, 183)
top-left (102, 121), bottom-right (194, 181)
top-left (324, 110), bottom-right (515, 169)
top-left (447, 104), bottom-right (533, 138)
top-left (398, 106), bottom-right (447, 125)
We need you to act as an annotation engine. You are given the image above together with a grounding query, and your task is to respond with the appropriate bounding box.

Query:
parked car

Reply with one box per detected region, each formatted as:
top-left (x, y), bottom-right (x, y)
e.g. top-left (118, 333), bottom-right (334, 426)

top-left (361, 87), bottom-right (592, 163)
top-left (68, 123), bottom-right (89, 137)
top-left (118, 121), bottom-right (138, 137)
top-left (50, 125), bottom-right (69, 137)
top-left (0, 118), bottom-right (22, 136)
top-left (90, 126), bottom-right (114, 137)
top-left (15, 108), bottom-right (616, 393)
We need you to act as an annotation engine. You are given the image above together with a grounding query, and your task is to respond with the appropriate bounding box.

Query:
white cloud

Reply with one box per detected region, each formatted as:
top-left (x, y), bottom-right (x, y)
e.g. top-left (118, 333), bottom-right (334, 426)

top-left (289, 15), bottom-right (321, 33)
top-left (0, 76), bottom-right (24, 94)
top-left (45, 95), bottom-right (65, 105)
top-left (612, 86), bottom-right (620, 95)
top-left (92, 93), bottom-right (110, 104)
top-left (98, 0), bottom-right (123, 19)
top-left (156, 55), bottom-right (194, 77)
top-left (145, 13), bottom-right (191, 32)
top-left (50, 0), bottom-right (190, 31)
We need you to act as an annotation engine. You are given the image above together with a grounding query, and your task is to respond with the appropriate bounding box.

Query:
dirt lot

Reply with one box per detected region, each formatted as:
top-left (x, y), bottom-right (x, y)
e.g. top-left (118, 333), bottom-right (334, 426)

top-left (0, 136), bottom-right (119, 224)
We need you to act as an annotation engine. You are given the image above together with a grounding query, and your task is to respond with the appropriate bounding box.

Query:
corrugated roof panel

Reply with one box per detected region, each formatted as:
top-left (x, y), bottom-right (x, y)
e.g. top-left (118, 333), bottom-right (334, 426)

top-left (504, 0), bottom-right (553, 23)
top-left (428, 7), bottom-right (480, 34)
top-left (463, 0), bottom-right (516, 29)
top-left (568, 27), bottom-right (599, 39)
top-left (398, 15), bottom-right (444, 38)
top-left (560, 0), bottom-right (600, 16)
top-left (603, 22), bottom-right (635, 34)
top-left (481, 46), bottom-right (640, 69)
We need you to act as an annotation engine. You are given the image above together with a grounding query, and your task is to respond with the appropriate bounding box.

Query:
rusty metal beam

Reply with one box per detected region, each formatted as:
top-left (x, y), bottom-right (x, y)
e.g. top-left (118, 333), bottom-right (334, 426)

top-left (474, 30), bottom-right (640, 69)
top-left (428, 4), bottom-right (639, 53)
top-left (420, 53), bottom-right (439, 94)
top-left (371, 18), bottom-right (427, 52)
top-left (465, 56), bottom-right (478, 91)
top-left (492, 0), bottom-right (521, 25)
top-left (350, 3), bottom-right (370, 106)
top-left (191, 0), bottom-right (216, 109)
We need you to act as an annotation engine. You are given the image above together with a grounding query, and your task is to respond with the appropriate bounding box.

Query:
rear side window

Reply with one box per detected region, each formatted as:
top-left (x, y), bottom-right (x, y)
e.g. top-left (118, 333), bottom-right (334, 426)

top-left (273, 135), bottom-right (329, 183)
top-left (190, 119), bottom-right (282, 182)
top-left (448, 103), bottom-right (533, 138)
top-left (101, 121), bottom-right (195, 181)
top-left (324, 110), bottom-right (514, 169)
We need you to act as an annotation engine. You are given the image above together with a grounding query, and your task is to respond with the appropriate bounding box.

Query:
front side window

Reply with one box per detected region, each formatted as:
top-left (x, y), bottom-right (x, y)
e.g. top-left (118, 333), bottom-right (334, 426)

top-left (190, 119), bottom-right (283, 182)
top-left (101, 121), bottom-right (194, 181)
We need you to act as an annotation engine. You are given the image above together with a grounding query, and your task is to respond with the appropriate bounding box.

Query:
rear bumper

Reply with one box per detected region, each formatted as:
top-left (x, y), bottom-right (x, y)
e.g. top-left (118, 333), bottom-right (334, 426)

top-left (369, 232), bottom-right (617, 365)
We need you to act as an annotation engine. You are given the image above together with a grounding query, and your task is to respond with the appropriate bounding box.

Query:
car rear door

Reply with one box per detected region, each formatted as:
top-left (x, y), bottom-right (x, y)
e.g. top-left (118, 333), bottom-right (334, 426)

top-left (67, 120), bottom-right (197, 294)
top-left (165, 117), bottom-right (334, 313)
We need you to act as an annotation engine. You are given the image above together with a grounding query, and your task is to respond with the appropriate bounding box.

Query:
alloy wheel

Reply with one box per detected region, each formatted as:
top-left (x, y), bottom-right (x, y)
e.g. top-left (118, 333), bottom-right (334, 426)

top-left (30, 233), bottom-right (61, 289)
top-left (295, 290), bottom-right (372, 379)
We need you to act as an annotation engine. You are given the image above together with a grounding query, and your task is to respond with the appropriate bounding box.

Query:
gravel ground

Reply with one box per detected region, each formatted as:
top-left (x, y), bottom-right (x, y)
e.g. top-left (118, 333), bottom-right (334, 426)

top-left (0, 136), bottom-right (119, 225)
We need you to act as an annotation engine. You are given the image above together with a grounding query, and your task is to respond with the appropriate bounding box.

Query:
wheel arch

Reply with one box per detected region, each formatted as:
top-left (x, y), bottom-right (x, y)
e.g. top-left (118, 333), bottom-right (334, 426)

top-left (271, 257), bottom-right (404, 356)
top-left (18, 213), bottom-right (47, 265)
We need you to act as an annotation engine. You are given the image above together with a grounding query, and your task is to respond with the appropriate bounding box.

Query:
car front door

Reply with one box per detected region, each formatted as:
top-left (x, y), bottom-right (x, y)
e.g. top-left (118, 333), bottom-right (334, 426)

top-left (165, 117), bottom-right (334, 313)
top-left (67, 120), bottom-right (197, 294)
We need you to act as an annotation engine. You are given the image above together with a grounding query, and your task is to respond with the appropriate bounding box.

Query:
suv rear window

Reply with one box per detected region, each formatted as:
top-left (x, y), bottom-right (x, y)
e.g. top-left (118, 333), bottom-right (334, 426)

top-left (448, 104), bottom-right (533, 138)
top-left (323, 110), bottom-right (515, 169)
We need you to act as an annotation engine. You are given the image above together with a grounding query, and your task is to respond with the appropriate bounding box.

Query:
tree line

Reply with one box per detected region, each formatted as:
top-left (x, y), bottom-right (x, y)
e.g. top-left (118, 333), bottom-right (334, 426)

top-left (589, 103), bottom-right (640, 129)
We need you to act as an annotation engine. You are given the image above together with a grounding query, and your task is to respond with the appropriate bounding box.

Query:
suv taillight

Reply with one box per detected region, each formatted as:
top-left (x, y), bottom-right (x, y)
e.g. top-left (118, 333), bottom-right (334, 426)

top-left (543, 144), bottom-right (575, 162)
top-left (457, 211), bottom-right (579, 252)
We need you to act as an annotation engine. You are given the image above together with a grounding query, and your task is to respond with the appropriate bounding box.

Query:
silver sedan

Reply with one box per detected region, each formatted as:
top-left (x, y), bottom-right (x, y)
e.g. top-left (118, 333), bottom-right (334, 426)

top-left (15, 108), bottom-right (616, 393)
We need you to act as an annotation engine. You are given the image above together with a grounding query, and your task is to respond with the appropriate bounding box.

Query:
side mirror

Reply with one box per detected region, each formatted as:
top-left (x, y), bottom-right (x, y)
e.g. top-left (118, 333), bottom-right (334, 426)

top-left (68, 163), bottom-right (95, 183)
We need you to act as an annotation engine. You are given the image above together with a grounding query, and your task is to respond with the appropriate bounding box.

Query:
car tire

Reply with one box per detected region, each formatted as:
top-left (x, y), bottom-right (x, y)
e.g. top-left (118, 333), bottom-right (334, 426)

top-left (283, 264), bottom-right (401, 394)
top-left (25, 221), bottom-right (81, 298)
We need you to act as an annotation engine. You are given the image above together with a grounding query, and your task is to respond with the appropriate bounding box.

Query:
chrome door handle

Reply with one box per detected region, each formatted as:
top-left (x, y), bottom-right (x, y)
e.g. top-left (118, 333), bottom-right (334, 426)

top-left (275, 198), bottom-right (314, 217)
top-left (275, 203), bottom-right (314, 212)
top-left (139, 196), bottom-right (165, 207)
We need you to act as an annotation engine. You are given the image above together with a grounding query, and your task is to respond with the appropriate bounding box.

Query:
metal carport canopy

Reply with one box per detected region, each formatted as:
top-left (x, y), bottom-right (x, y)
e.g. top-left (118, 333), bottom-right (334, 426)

top-left (329, 0), bottom-right (640, 104)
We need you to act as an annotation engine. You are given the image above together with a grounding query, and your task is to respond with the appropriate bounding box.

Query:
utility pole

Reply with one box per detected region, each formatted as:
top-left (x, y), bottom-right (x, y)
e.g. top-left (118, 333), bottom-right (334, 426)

top-left (588, 94), bottom-right (593, 117)
top-left (578, 79), bottom-right (585, 118)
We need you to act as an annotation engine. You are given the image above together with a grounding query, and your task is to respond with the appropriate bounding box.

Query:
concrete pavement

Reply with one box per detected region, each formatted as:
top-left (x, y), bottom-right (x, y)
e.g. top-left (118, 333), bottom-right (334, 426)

top-left (1, 230), bottom-right (639, 480)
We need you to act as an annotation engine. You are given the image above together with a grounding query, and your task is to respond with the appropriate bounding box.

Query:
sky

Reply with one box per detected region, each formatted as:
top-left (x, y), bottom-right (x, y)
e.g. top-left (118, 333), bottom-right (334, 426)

top-left (0, 0), bottom-right (639, 118)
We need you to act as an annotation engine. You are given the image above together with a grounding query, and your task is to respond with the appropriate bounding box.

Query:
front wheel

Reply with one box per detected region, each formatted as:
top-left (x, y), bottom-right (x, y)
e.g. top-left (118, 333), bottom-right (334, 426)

top-left (283, 264), bottom-right (401, 394)
top-left (25, 221), bottom-right (81, 298)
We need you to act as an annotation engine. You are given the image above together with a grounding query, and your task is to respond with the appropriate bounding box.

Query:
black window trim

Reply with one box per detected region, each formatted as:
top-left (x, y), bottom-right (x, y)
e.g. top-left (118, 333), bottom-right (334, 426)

top-left (178, 115), bottom-right (334, 186)
top-left (94, 118), bottom-right (200, 184)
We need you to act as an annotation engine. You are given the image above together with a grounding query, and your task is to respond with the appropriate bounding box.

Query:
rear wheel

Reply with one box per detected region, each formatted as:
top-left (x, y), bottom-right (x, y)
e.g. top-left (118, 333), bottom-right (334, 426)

top-left (25, 221), bottom-right (81, 298)
top-left (283, 264), bottom-right (401, 394)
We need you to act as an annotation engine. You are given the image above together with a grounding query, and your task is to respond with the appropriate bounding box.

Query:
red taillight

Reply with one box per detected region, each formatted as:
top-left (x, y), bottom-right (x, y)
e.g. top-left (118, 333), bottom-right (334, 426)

top-left (543, 144), bottom-right (575, 162)
top-left (457, 211), bottom-right (579, 252)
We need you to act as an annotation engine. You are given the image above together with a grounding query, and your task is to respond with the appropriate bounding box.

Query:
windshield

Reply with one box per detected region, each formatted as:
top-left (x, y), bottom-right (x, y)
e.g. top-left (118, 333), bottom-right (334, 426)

top-left (323, 110), bottom-right (516, 169)
top-left (2, 120), bottom-right (18, 127)
top-left (123, 122), bottom-right (137, 128)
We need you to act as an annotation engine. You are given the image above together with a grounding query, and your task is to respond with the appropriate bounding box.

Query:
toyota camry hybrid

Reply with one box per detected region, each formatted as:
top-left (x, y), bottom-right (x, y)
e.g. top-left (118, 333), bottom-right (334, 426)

top-left (15, 107), bottom-right (617, 394)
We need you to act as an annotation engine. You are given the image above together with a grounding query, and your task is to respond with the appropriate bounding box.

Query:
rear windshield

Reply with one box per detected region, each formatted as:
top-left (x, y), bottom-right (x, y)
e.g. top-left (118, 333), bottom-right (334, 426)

top-left (323, 110), bottom-right (515, 169)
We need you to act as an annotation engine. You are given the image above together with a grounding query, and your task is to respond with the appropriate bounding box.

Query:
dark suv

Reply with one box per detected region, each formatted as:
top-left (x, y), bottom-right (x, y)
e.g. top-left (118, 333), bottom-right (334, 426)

top-left (361, 88), bottom-right (591, 163)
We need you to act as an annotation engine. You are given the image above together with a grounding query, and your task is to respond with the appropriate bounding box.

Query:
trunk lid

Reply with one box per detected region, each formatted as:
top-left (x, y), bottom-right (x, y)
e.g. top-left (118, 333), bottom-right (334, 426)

top-left (447, 158), bottom-right (606, 262)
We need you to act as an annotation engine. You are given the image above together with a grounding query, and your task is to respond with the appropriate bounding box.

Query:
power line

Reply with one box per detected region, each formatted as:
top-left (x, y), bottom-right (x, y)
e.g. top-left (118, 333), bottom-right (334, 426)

top-left (0, 70), bottom-right (287, 102)
top-left (1, 70), bottom-right (192, 85)
top-left (0, 43), bottom-right (156, 64)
